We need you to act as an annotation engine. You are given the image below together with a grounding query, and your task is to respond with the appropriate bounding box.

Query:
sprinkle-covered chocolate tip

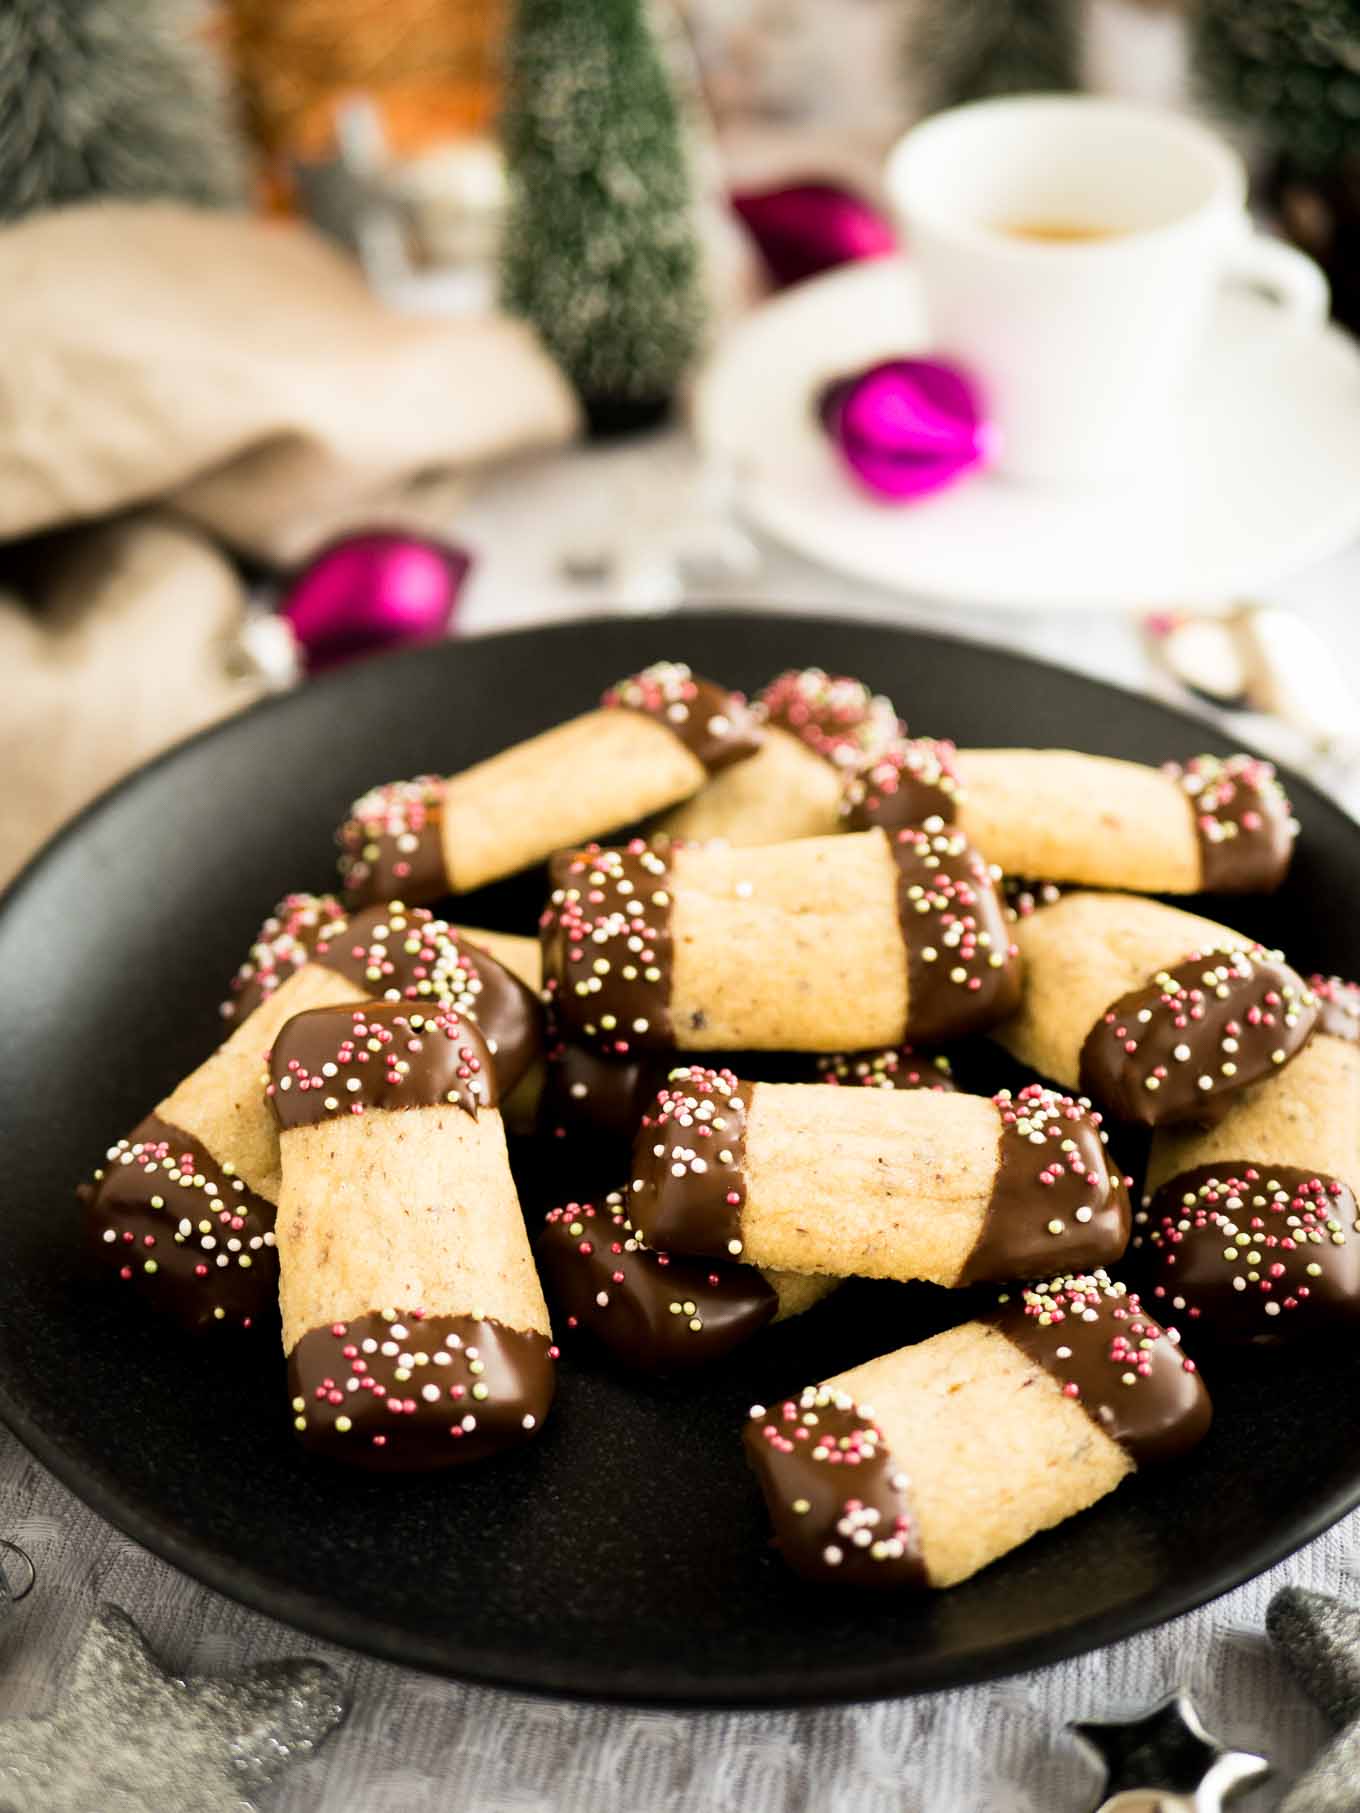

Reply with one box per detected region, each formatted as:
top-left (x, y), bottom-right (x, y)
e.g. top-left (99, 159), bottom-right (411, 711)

top-left (994, 1269), bottom-right (1212, 1466)
top-left (540, 1038), bottom-right (657, 1144)
top-left (960, 1085), bottom-right (1131, 1285)
top-left (1165, 753), bottom-right (1298, 894)
top-left (539, 1190), bottom-right (777, 1374)
top-left (889, 825), bottom-right (1022, 1041)
top-left (268, 1000), bottom-right (497, 1129)
top-left (1002, 878), bottom-right (1064, 923)
top-left (314, 904), bottom-right (543, 1092)
top-left (1309, 975), bottom-right (1360, 1044)
top-left (289, 1310), bottom-right (555, 1470)
top-left (221, 892), bottom-right (347, 1023)
top-left (628, 1065), bottom-right (752, 1258)
top-left (600, 661), bottom-right (762, 773)
top-left (742, 1387), bottom-right (927, 1588)
top-left (757, 668), bottom-right (903, 772)
top-left (1136, 1164), bottom-right (1360, 1343)
top-left (816, 1044), bottom-right (955, 1092)
top-left (1078, 944), bottom-right (1319, 1129)
top-left (841, 737), bottom-right (963, 833)
top-left (85, 1117), bottom-right (276, 1332)
top-left (337, 774), bottom-right (447, 908)
top-left (540, 841), bottom-right (674, 1055)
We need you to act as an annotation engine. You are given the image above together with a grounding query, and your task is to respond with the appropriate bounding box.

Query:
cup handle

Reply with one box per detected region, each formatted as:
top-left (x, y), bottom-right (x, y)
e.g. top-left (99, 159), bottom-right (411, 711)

top-left (1222, 230), bottom-right (1330, 329)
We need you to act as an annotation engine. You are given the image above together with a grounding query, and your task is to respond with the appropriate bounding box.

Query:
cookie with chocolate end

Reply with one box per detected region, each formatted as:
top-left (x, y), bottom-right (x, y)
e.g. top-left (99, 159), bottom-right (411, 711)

top-left (337, 661), bottom-right (761, 906)
top-left (994, 891), bottom-right (1319, 1129)
top-left (84, 903), bottom-right (544, 1332)
top-left (628, 1068), bottom-right (1129, 1285)
top-left (540, 826), bottom-right (1020, 1057)
top-left (659, 668), bottom-right (903, 848)
top-left (744, 1269), bottom-right (1209, 1590)
top-left (854, 747), bottom-right (1297, 894)
top-left (1137, 977), bottom-right (1360, 1342)
top-left (270, 1000), bottom-right (553, 1470)
top-left (815, 1044), bottom-right (955, 1092)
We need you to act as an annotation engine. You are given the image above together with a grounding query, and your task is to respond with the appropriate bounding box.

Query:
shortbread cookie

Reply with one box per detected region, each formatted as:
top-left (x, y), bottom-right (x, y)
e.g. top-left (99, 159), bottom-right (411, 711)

top-left (628, 1068), bottom-right (1129, 1284)
top-left (338, 662), bottom-right (761, 905)
top-left (994, 891), bottom-right (1318, 1127)
top-left (85, 903), bottom-right (542, 1330)
top-left (541, 825), bottom-right (1020, 1056)
top-left (658, 669), bottom-right (900, 847)
top-left (815, 1044), bottom-right (955, 1092)
top-left (845, 746), bottom-right (1297, 895)
top-left (270, 1000), bottom-right (553, 1469)
top-left (538, 1191), bottom-right (836, 1375)
top-left (1135, 976), bottom-right (1360, 1340)
top-left (744, 1270), bottom-right (1210, 1588)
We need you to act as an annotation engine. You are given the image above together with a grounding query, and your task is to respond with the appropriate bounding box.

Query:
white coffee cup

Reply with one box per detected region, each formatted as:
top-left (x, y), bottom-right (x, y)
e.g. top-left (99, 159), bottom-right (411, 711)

top-left (885, 96), bottom-right (1329, 484)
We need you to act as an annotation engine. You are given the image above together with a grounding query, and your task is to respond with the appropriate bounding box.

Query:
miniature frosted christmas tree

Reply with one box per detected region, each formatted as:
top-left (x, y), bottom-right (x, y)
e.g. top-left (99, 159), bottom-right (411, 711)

top-left (500, 0), bottom-right (706, 435)
top-left (0, 0), bottom-right (246, 218)
top-left (906, 0), bottom-right (1081, 119)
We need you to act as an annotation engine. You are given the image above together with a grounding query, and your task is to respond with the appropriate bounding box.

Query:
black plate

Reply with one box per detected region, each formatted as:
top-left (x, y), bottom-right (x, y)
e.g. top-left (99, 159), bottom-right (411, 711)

top-left (3, 611), bottom-right (1358, 1708)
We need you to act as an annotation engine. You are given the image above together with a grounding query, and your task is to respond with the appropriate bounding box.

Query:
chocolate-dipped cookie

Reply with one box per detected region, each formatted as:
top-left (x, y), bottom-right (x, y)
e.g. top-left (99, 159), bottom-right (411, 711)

top-left (337, 661), bottom-right (761, 906)
top-left (744, 1269), bottom-right (1210, 1590)
top-left (628, 1069), bottom-right (1130, 1286)
top-left (994, 890), bottom-right (1319, 1129)
top-left (270, 1000), bottom-right (554, 1469)
top-left (541, 825), bottom-right (1020, 1057)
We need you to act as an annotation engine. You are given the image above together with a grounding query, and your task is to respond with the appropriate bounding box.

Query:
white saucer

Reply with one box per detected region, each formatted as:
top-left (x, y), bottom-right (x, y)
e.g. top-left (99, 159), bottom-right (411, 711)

top-left (694, 260), bottom-right (1360, 612)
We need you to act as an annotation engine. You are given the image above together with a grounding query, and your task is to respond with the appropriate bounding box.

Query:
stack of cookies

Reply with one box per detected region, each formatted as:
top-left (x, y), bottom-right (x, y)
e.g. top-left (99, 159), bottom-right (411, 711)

top-left (85, 658), bottom-right (1357, 1593)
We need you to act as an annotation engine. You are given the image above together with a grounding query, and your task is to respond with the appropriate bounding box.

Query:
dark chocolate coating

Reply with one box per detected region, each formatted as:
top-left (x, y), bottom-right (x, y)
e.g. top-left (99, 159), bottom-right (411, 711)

top-left (86, 1116), bottom-right (277, 1332)
top-left (757, 668), bottom-right (902, 772)
top-left (888, 825), bottom-right (1022, 1043)
top-left (815, 1044), bottom-right (956, 1091)
top-left (288, 1312), bottom-right (554, 1470)
top-left (600, 662), bottom-right (763, 774)
top-left (628, 1067), bottom-right (752, 1258)
top-left (1002, 878), bottom-right (1064, 923)
top-left (268, 1000), bottom-right (496, 1130)
top-left (842, 738), bottom-right (963, 834)
top-left (1310, 975), bottom-right (1360, 1044)
top-left (540, 841), bottom-right (674, 1055)
top-left (993, 1271), bottom-right (1212, 1466)
top-left (221, 892), bottom-right (347, 1025)
top-left (314, 905), bottom-right (543, 1094)
top-left (743, 1389), bottom-right (927, 1588)
top-left (1166, 754), bottom-right (1297, 893)
top-left (540, 1039), bottom-right (658, 1144)
top-left (336, 775), bottom-right (448, 909)
top-left (539, 1193), bottom-right (777, 1375)
top-left (1138, 1163), bottom-right (1360, 1343)
top-left (1078, 945), bottom-right (1319, 1129)
top-left (958, 1086), bottom-right (1131, 1286)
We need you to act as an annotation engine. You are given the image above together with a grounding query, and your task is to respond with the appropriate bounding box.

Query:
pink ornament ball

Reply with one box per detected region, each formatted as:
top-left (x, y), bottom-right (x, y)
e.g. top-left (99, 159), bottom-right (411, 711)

top-left (820, 359), bottom-right (995, 501)
top-left (732, 183), bottom-right (897, 290)
top-left (278, 531), bottom-right (472, 673)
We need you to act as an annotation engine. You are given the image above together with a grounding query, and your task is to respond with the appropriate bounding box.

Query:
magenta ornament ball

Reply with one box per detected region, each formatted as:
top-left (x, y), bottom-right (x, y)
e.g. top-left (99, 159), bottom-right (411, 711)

top-left (278, 531), bottom-right (472, 672)
top-left (820, 359), bottom-right (995, 501)
top-left (732, 182), bottom-right (897, 289)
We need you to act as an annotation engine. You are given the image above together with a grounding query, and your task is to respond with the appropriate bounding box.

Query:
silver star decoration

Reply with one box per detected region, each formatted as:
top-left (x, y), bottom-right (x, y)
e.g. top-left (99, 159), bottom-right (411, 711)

top-left (0, 1604), bottom-right (347, 1813)
top-left (1268, 1585), bottom-right (1360, 1813)
top-left (1073, 1689), bottom-right (1269, 1812)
